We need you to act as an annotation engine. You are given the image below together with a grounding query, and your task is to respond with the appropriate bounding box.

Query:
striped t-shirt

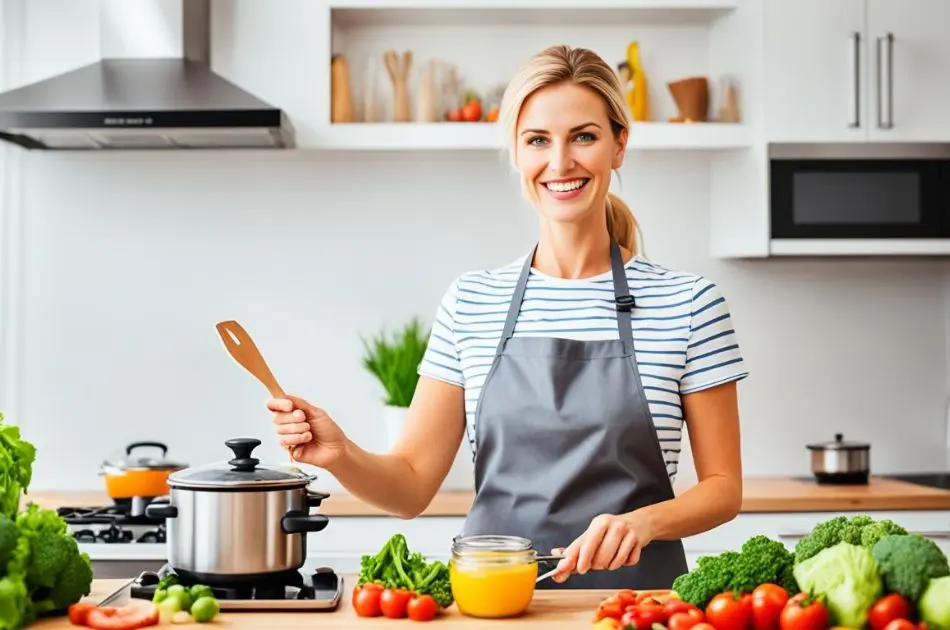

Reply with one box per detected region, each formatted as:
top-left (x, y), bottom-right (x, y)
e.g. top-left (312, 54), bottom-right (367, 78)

top-left (417, 254), bottom-right (748, 481)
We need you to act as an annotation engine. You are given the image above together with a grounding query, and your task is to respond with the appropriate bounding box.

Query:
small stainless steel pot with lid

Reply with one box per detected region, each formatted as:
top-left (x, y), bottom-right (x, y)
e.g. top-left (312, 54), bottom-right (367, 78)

top-left (806, 433), bottom-right (871, 484)
top-left (145, 437), bottom-right (330, 583)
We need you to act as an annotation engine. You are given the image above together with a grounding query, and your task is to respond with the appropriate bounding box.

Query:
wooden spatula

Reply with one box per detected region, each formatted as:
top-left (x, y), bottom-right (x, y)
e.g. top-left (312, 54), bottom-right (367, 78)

top-left (215, 320), bottom-right (297, 466)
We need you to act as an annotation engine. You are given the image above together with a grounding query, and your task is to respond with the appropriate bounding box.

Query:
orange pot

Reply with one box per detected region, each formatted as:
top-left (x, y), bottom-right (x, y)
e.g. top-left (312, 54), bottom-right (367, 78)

top-left (100, 441), bottom-right (187, 500)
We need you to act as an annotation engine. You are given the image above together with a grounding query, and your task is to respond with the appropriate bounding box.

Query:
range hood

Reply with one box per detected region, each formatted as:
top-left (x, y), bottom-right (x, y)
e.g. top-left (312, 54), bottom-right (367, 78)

top-left (0, 0), bottom-right (293, 150)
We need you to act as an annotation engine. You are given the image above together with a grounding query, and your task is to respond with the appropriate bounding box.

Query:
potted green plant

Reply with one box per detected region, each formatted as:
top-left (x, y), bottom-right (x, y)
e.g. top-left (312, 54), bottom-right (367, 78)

top-left (361, 317), bottom-right (429, 449)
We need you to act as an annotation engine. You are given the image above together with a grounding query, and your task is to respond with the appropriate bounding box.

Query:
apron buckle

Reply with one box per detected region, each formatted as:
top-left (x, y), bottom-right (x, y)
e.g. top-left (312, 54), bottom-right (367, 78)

top-left (615, 294), bottom-right (635, 312)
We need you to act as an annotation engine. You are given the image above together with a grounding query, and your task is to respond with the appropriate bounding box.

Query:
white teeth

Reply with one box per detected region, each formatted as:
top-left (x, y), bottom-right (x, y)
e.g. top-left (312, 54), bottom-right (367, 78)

top-left (545, 179), bottom-right (587, 193)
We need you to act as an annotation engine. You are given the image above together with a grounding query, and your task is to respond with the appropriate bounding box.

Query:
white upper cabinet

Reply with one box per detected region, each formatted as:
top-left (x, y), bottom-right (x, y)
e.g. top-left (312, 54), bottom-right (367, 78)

top-left (865, 0), bottom-right (950, 142)
top-left (764, 0), bottom-right (950, 143)
top-left (763, 0), bottom-right (867, 143)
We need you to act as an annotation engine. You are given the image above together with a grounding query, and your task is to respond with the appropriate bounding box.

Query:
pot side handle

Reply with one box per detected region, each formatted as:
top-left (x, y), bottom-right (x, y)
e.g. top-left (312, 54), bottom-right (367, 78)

top-left (282, 511), bottom-right (329, 534)
top-left (306, 491), bottom-right (330, 508)
top-left (145, 502), bottom-right (178, 519)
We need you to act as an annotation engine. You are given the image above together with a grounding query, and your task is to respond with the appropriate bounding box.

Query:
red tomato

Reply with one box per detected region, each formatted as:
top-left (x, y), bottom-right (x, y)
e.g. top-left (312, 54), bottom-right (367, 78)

top-left (85, 605), bottom-right (159, 630)
top-left (407, 594), bottom-right (439, 621)
top-left (380, 588), bottom-right (412, 619)
top-left (622, 603), bottom-right (669, 629)
top-left (68, 602), bottom-right (98, 625)
top-left (352, 583), bottom-right (383, 617)
top-left (669, 610), bottom-right (707, 630)
top-left (869, 594), bottom-right (913, 630)
top-left (779, 593), bottom-right (829, 630)
top-left (884, 620), bottom-right (919, 630)
top-left (692, 624), bottom-right (719, 630)
top-left (752, 583), bottom-right (790, 630)
top-left (460, 99), bottom-right (482, 122)
top-left (706, 592), bottom-right (753, 630)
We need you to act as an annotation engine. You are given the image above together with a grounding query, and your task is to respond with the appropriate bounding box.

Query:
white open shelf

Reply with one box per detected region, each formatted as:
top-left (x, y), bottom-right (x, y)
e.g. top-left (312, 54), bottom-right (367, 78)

top-left (330, 0), bottom-right (740, 27)
top-left (319, 122), bottom-right (751, 151)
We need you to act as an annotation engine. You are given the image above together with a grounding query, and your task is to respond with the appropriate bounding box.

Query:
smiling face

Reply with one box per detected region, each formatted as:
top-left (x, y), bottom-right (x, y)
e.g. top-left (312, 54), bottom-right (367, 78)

top-left (514, 81), bottom-right (627, 228)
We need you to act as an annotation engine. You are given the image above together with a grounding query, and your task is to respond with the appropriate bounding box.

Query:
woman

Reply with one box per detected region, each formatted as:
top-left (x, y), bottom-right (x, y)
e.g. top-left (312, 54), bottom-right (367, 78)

top-left (269, 45), bottom-right (747, 590)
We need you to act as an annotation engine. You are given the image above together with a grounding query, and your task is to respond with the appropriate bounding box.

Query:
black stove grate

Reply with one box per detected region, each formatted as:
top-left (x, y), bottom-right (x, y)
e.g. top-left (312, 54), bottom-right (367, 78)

top-left (128, 565), bottom-right (342, 611)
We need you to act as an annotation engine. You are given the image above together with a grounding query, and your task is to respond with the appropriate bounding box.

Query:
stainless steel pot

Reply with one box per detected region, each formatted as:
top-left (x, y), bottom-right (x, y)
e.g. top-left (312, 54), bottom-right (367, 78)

top-left (145, 437), bottom-right (329, 583)
top-left (806, 433), bottom-right (871, 484)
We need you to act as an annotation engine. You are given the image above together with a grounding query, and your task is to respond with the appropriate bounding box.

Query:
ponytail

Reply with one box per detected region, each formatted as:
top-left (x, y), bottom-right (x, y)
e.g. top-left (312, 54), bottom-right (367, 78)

top-left (605, 192), bottom-right (640, 255)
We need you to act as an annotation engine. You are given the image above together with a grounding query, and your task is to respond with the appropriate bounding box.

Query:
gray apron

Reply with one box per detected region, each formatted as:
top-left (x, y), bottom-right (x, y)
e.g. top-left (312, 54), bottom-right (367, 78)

top-left (461, 239), bottom-right (689, 590)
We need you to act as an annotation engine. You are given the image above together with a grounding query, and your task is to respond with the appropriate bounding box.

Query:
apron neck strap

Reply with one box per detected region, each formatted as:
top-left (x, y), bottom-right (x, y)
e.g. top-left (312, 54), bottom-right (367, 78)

top-left (496, 240), bottom-right (635, 353)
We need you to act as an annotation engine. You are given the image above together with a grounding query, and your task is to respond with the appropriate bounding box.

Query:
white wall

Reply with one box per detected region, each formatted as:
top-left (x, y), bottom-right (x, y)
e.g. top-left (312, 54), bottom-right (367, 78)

top-left (1, 0), bottom-right (949, 495)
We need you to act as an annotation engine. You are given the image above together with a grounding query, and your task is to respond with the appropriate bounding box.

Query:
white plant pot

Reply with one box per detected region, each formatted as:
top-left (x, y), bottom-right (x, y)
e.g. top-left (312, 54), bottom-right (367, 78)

top-left (382, 404), bottom-right (408, 450)
top-left (380, 404), bottom-right (474, 492)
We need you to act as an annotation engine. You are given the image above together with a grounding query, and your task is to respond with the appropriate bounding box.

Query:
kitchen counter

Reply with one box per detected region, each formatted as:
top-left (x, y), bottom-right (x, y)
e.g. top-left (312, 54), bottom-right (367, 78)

top-left (24, 475), bottom-right (950, 515)
top-left (30, 576), bottom-right (614, 628)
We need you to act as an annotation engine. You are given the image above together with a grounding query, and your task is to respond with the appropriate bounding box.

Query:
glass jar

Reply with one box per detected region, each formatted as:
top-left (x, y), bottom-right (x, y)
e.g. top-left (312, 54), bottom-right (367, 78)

top-left (448, 535), bottom-right (539, 618)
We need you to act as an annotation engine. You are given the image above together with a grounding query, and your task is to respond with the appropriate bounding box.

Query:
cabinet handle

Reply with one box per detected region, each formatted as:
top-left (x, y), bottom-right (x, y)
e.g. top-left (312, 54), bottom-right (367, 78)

top-left (779, 530), bottom-right (950, 540)
top-left (877, 33), bottom-right (894, 128)
top-left (848, 32), bottom-right (861, 128)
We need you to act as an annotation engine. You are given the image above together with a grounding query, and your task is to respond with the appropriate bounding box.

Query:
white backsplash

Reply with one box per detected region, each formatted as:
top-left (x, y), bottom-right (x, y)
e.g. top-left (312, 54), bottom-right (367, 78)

top-left (0, 148), bottom-right (947, 494)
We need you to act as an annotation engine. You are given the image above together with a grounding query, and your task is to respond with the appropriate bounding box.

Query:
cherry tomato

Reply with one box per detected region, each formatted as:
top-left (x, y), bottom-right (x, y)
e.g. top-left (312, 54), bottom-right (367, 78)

top-left (752, 583), bottom-right (790, 630)
top-left (669, 610), bottom-right (707, 630)
top-left (380, 587), bottom-right (412, 619)
top-left (614, 589), bottom-right (640, 608)
top-left (666, 600), bottom-right (704, 618)
top-left (352, 583), bottom-right (383, 617)
top-left (884, 620), bottom-right (919, 630)
top-left (869, 594), bottom-right (913, 630)
top-left (706, 592), bottom-right (753, 630)
top-left (595, 596), bottom-right (626, 621)
top-left (779, 593), bottom-right (829, 630)
top-left (84, 605), bottom-right (159, 630)
top-left (407, 594), bottom-right (439, 621)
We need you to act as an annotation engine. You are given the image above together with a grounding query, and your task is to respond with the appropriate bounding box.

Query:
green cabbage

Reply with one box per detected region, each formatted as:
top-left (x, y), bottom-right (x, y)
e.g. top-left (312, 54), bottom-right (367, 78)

top-left (918, 575), bottom-right (950, 630)
top-left (792, 541), bottom-right (883, 629)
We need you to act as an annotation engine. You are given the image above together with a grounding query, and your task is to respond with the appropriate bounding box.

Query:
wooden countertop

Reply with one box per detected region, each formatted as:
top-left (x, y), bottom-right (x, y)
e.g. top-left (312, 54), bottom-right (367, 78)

top-left (29, 576), bottom-right (614, 628)
top-left (21, 475), bottom-right (950, 516)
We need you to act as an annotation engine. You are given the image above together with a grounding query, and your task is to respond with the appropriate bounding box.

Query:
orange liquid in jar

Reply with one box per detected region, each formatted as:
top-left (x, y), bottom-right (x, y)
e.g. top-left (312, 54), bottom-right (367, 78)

top-left (449, 556), bottom-right (538, 618)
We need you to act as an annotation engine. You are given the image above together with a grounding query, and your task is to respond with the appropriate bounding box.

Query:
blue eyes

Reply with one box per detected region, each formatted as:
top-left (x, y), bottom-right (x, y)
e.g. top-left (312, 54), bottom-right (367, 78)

top-left (526, 132), bottom-right (597, 146)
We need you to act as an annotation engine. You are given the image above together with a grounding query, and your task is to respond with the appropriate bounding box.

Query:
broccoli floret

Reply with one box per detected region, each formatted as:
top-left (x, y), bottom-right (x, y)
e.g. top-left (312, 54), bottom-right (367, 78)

top-left (729, 535), bottom-right (800, 596)
top-left (0, 514), bottom-right (17, 568)
top-left (12, 503), bottom-right (93, 618)
top-left (357, 534), bottom-right (453, 609)
top-left (794, 515), bottom-right (908, 563)
top-left (860, 519), bottom-right (908, 548)
top-left (672, 551), bottom-right (740, 608)
top-left (871, 534), bottom-right (950, 602)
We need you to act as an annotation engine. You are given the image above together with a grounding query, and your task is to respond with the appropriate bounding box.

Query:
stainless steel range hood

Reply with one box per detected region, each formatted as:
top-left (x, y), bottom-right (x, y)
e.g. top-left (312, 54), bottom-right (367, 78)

top-left (0, 0), bottom-right (294, 150)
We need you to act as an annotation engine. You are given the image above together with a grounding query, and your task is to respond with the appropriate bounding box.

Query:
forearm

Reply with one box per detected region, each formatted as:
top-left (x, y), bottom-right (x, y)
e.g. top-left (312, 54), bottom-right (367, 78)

top-left (626, 474), bottom-right (743, 544)
top-left (324, 437), bottom-right (432, 519)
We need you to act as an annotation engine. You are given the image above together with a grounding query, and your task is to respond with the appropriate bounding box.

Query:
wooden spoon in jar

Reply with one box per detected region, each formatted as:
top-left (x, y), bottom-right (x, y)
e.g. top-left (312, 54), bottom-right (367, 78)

top-left (214, 320), bottom-right (299, 468)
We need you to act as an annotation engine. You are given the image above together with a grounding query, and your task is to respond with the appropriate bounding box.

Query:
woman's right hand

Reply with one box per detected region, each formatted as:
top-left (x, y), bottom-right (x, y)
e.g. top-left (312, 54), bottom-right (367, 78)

top-left (268, 396), bottom-right (348, 469)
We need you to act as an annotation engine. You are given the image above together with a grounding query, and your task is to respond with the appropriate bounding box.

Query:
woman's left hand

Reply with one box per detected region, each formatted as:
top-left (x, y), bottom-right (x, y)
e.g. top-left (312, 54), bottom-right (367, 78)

top-left (550, 513), bottom-right (652, 583)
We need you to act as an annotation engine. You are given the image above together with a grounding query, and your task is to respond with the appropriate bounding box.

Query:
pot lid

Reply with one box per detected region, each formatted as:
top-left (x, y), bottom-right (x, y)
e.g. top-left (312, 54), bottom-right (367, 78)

top-left (806, 433), bottom-right (870, 451)
top-left (167, 437), bottom-right (315, 489)
top-left (102, 441), bottom-right (187, 471)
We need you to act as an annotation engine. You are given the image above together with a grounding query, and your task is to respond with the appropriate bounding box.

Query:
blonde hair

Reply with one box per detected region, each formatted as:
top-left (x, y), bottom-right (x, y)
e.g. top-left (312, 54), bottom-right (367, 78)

top-left (499, 45), bottom-right (641, 254)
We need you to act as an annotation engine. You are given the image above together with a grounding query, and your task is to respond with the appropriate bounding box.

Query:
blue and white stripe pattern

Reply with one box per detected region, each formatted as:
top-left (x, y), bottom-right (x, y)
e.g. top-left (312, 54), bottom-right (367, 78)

top-left (418, 254), bottom-right (748, 481)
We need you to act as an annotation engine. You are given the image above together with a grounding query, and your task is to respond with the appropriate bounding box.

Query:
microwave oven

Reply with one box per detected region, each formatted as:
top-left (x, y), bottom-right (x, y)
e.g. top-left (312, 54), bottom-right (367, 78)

top-left (769, 145), bottom-right (950, 253)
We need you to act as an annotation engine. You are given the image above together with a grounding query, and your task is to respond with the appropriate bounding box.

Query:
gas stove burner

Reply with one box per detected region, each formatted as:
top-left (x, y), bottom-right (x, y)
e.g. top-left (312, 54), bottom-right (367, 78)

top-left (57, 504), bottom-right (165, 527)
top-left (128, 565), bottom-right (343, 611)
top-left (70, 523), bottom-right (166, 544)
